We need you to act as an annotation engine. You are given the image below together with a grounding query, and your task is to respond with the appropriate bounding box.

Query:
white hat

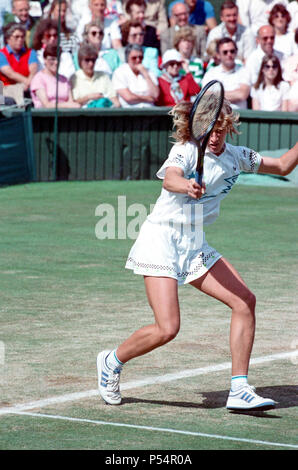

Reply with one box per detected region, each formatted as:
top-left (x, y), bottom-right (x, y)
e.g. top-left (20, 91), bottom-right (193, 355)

top-left (161, 49), bottom-right (183, 68)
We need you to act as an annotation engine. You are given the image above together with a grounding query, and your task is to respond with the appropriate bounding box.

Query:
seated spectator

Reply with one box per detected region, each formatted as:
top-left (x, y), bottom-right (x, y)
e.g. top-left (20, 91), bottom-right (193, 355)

top-left (112, 43), bottom-right (159, 107)
top-left (287, 81), bottom-right (298, 111)
top-left (156, 48), bottom-right (199, 106)
top-left (168, 0), bottom-right (217, 31)
top-left (268, 3), bottom-right (296, 57)
top-left (70, 43), bottom-right (120, 107)
top-left (125, 0), bottom-right (160, 50)
top-left (288, 0), bottom-right (298, 32)
top-left (3, 0), bottom-right (37, 47)
top-left (32, 18), bottom-right (75, 79)
top-left (76, 0), bottom-right (122, 50)
top-left (30, 43), bottom-right (80, 108)
top-left (144, 0), bottom-right (168, 39)
top-left (0, 0), bottom-right (12, 47)
top-left (251, 54), bottom-right (289, 111)
top-left (46, 0), bottom-right (80, 55)
top-left (160, 2), bottom-right (206, 58)
top-left (283, 28), bottom-right (298, 83)
top-left (236, 0), bottom-right (289, 36)
top-left (73, 20), bottom-right (121, 76)
top-left (173, 26), bottom-right (204, 86)
top-left (202, 37), bottom-right (250, 109)
top-left (120, 20), bottom-right (160, 76)
top-left (206, 1), bottom-right (255, 63)
top-left (0, 22), bottom-right (38, 104)
top-left (244, 25), bottom-right (286, 87)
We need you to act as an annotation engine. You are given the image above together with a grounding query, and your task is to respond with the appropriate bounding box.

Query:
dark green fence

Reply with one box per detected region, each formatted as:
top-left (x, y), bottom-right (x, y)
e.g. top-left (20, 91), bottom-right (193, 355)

top-left (8, 108), bottom-right (298, 182)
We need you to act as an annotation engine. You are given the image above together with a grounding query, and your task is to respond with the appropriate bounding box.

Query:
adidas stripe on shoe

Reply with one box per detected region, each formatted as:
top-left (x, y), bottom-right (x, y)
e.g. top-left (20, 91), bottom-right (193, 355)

top-left (226, 384), bottom-right (276, 411)
top-left (97, 350), bottom-right (122, 405)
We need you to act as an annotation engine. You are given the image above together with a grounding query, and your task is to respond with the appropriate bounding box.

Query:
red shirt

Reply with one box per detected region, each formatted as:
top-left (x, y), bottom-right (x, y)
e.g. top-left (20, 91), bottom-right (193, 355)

top-left (156, 73), bottom-right (200, 106)
top-left (0, 46), bottom-right (32, 86)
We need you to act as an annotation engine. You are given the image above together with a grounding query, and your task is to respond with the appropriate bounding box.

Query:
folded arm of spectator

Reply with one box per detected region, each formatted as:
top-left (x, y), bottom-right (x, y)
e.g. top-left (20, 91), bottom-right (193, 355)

top-left (224, 83), bottom-right (250, 103)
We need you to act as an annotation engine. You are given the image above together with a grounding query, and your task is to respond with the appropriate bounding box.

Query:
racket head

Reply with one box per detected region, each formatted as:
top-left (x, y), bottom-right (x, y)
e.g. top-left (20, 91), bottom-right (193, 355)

top-left (189, 80), bottom-right (224, 183)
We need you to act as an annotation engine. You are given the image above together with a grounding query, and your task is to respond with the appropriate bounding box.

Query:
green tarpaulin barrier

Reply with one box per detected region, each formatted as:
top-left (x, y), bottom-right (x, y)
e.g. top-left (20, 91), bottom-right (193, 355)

top-left (0, 108), bottom-right (36, 185)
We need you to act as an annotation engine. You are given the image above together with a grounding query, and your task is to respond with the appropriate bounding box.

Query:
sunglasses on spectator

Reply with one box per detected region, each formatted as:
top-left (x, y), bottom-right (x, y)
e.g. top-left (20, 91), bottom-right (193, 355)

top-left (167, 61), bottom-right (181, 67)
top-left (264, 64), bottom-right (278, 70)
top-left (44, 32), bottom-right (58, 39)
top-left (130, 54), bottom-right (143, 61)
top-left (260, 35), bottom-right (275, 41)
top-left (221, 48), bottom-right (237, 55)
top-left (83, 57), bottom-right (97, 63)
top-left (90, 30), bottom-right (104, 37)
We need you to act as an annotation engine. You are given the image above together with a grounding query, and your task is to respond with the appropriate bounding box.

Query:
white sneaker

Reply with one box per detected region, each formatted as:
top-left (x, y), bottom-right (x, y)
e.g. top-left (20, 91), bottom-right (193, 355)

top-left (97, 350), bottom-right (122, 405)
top-left (226, 384), bottom-right (276, 411)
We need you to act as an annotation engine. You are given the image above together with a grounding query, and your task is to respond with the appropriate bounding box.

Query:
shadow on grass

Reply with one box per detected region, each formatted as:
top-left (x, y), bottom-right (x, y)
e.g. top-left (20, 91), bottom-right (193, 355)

top-left (122, 385), bottom-right (298, 418)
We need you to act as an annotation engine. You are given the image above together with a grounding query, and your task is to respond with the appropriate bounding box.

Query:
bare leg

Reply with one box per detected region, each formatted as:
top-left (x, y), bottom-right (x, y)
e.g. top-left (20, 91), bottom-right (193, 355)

top-left (116, 276), bottom-right (180, 364)
top-left (190, 258), bottom-right (256, 376)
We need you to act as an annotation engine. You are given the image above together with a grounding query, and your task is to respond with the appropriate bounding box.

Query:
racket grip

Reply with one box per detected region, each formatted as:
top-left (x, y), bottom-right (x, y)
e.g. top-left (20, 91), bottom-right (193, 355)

top-left (195, 171), bottom-right (203, 186)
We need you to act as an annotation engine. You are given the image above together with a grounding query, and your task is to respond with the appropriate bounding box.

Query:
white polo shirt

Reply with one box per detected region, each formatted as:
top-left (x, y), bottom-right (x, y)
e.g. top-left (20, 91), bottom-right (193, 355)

top-left (201, 63), bottom-right (250, 109)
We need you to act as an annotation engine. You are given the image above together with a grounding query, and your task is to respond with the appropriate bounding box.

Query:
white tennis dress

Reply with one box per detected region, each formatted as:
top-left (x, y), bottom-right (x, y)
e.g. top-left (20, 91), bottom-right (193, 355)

top-left (125, 141), bottom-right (262, 285)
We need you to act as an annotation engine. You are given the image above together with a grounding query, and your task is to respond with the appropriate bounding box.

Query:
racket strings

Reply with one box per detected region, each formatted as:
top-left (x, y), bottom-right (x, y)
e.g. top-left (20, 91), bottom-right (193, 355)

top-left (191, 91), bottom-right (223, 138)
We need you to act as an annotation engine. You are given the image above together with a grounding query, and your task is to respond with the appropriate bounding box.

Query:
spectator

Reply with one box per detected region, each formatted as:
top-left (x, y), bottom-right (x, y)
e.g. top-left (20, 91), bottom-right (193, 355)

top-left (3, 0), bottom-right (37, 47)
top-left (202, 37), bottom-right (250, 109)
top-left (236, 0), bottom-right (289, 36)
top-left (144, 0), bottom-right (168, 39)
top-left (168, 0), bottom-right (217, 31)
top-left (70, 43), bottom-right (120, 107)
top-left (30, 43), bottom-right (80, 108)
top-left (283, 28), bottom-right (298, 84)
top-left (0, 0), bottom-right (11, 47)
top-left (120, 20), bottom-right (160, 76)
top-left (76, 0), bottom-right (122, 50)
top-left (32, 18), bottom-right (75, 79)
top-left (287, 81), bottom-right (298, 111)
top-left (173, 26), bottom-right (204, 86)
top-left (125, 0), bottom-right (160, 50)
top-left (112, 43), bottom-right (159, 107)
top-left (288, 0), bottom-right (298, 32)
top-left (46, 0), bottom-right (80, 54)
top-left (75, 20), bottom-right (121, 75)
top-left (160, 2), bottom-right (206, 58)
top-left (156, 48), bottom-right (199, 106)
top-left (0, 22), bottom-right (38, 104)
top-left (251, 54), bottom-right (289, 111)
top-left (244, 24), bottom-right (285, 87)
top-left (206, 1), bottom-right (255, 63)
top-left (268, 3), bottom-right (296, 57)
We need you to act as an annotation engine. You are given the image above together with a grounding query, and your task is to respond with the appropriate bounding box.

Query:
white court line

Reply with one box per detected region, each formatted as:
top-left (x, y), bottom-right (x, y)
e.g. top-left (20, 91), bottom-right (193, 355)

top-left (0, 350), bottom-right (296, 416)
top-left (9, 411), bottom-right (298, 449)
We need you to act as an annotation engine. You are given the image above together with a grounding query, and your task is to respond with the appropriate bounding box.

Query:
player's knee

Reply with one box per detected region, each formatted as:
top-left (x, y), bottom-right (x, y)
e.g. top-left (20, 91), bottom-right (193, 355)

top-left (158, 324), bottom-right (180, 345)
top-left (234, 290), bottom-right (256, 317)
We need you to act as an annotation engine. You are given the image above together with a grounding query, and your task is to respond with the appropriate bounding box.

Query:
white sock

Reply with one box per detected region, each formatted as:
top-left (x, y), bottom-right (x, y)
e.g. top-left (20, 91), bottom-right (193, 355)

top-left (106, 349), bottom-right (123, 371)
top-left (231, 375), bottom-right (248, 391)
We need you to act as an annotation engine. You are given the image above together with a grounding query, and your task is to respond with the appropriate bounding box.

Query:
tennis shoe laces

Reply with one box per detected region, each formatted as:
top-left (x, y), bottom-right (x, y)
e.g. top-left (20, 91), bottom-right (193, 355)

top-left (226, 384), bottom-right (276, 411)
top-left (97, 350), bottom-right (122, 405)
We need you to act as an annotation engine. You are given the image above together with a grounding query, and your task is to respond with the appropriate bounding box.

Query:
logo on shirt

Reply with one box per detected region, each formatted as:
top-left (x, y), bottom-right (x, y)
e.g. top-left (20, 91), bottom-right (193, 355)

top-left (221, 174), bottom-right (239, 194)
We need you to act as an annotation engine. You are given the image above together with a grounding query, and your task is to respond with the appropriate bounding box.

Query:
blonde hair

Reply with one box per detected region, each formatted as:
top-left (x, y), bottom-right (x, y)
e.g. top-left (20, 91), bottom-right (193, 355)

top-left (169, 98), bottom-right (240, 144)
top-left (173, 26), bottom-right (195, 50)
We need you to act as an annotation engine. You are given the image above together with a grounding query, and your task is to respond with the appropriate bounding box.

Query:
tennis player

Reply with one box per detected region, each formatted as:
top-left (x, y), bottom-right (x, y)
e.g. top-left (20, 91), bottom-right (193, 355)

top-left (97, 99), bottom-right (298, 411)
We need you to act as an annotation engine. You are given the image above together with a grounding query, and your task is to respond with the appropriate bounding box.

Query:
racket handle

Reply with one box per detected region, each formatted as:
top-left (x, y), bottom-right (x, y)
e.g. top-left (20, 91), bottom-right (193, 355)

top-left (195, 171), bottom-right (203, 186)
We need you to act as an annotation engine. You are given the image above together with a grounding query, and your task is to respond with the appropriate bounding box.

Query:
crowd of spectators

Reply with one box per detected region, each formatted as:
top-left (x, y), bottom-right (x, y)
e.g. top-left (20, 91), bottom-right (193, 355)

top-left (0, 0), bottom-right (297, 111)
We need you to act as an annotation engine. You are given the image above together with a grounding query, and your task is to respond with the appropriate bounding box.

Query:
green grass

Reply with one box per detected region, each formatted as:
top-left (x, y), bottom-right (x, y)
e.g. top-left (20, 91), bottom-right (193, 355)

top-left (0, 181), bottom-right (297, 450)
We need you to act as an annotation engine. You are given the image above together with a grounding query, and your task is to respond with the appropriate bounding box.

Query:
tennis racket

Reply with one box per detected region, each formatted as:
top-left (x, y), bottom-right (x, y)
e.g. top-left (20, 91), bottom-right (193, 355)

top-left (189, 80), bottom-right (224, 186)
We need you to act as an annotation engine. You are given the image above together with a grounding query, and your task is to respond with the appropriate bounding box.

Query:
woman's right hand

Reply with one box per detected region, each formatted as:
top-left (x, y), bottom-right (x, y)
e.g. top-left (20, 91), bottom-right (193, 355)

top-left (187, 178), bottom-right (205, 199)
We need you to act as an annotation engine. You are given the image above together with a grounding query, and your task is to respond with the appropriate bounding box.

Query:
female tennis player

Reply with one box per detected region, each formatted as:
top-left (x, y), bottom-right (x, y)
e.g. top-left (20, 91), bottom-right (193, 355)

top-left (97, 99), bottom-right (298, 411)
